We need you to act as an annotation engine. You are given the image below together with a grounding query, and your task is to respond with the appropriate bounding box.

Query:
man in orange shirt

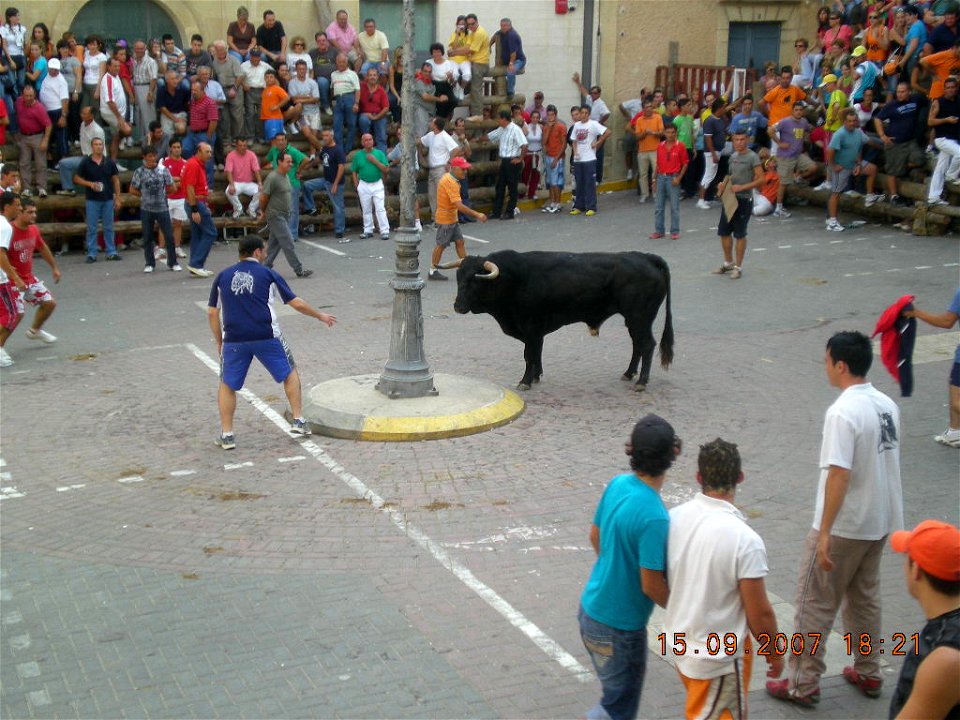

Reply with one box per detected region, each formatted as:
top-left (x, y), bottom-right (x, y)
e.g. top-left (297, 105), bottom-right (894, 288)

top-left (541, 105), bottom-right (568, 213)
top-left (631, 98), bottom-right (664, 203)
top-left (260, 69), bottom-right (291, 142)
top-left (762, 67), bottom-right (808, 128)
top-left (920, 42), bottom-right (960, 99)
top-left (428, 156), bottom-right (487, 281)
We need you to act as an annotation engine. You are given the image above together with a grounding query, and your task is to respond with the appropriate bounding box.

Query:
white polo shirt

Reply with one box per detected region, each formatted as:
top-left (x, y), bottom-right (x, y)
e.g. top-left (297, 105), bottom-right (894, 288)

top-left (662, 492), bottom-right (769, 679)
top-left (420, 130), bottom-right (459, 169)
top-left (39, 73), bottom-right (69, 112)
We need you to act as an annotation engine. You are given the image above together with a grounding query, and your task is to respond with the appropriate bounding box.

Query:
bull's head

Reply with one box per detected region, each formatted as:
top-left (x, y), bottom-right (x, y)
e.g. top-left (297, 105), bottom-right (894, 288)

top-left (437, 256), bottom-right (500, 314)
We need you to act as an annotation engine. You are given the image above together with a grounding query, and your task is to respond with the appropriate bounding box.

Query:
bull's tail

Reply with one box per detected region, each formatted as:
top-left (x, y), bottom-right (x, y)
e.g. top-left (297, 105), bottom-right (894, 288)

top-left (652, 256), bottom-right (674, 369)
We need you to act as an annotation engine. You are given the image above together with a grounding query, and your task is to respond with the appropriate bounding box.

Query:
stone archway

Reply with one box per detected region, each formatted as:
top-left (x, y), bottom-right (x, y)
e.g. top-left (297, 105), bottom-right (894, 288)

top-left (51, 0), bottom-right (208, 48)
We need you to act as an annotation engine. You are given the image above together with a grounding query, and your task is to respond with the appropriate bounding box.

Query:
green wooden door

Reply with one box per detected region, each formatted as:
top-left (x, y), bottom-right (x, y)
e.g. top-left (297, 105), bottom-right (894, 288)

top-left (358, 0), bottom-right (435, 63)
top-left (70, 0), bottom-right (182, 48)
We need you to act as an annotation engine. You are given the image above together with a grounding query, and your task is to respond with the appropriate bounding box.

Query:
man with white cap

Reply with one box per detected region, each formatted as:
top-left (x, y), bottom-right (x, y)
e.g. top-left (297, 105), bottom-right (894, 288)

top-left (39, 57), bottom-right (69, 166)
top-left (429, 155), bottom-right (486, 281)
top-left (887, 519), bottom-right (960, 718)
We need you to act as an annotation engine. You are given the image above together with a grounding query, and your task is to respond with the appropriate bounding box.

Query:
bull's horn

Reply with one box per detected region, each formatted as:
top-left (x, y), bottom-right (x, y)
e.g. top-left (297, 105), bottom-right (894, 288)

top-left (436, 258), bottom-right (464, 270)
top-left (478, 260), bottom-right (499, 280)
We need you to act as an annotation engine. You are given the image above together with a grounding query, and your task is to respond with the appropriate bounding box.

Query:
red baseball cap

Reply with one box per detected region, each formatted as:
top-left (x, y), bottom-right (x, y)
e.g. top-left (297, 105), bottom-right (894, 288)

top-left (450, 157), bottom-right (471, 169)
top-left (890, 520), bottom-right (960, 581)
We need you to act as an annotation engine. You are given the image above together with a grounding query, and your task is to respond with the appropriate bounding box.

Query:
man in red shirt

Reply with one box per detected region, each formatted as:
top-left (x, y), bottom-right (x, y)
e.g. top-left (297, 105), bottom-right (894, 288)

top-left (183, 142), bottom-right (217, 277)
top-left (14, 85), bottom-right (52, 198)
top-left (356, 67), bottom-right (389, 152)
top-left (5, 198), bottom-right (60, 343)
top-left (649, 123), bottom-right (688, 240)
top-left (183, 80), bottom-right (219, 187)
top-left (159, 137), bottom-right (188, 262)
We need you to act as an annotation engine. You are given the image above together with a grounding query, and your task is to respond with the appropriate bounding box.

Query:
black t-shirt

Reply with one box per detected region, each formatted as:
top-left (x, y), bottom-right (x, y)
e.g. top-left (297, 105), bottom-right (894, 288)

top-left (319, 144), bottom-right (346, 183)
top-left (256, 22), bottom-right (286, 54)
top-left (185, 50), bottom-right (212, 77)
top-left (889, 608), bottom-right (960, 720)
top-left (77, 155), bottom-right (119, 201)
top-left (934, 95), bottom-right (960, 141)
top-left (876, 94), bottom-right (927, 144)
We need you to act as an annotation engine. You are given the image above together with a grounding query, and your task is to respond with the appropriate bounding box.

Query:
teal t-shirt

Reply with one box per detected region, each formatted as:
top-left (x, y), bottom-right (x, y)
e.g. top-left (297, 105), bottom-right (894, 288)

top-left (264, 145), bottom-right (306, 188)
top-left (350, 148), bottom-right (388, 183)
top-left (580, 473), bottom-right (669, 631)
top-left (829, 126), bottom-right (865, 170)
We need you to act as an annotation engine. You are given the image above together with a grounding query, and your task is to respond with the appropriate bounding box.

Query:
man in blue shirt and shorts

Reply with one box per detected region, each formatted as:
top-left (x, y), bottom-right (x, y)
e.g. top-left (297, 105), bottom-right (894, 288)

top-left (207, 235), bottom-right (337, 449)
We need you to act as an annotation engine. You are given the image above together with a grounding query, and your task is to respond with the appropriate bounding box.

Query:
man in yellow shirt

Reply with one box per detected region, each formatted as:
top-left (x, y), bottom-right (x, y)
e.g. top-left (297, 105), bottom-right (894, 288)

top-left (429, 156), bottom-right (487, 280)
top-left (465, 13), bottom-right (490, 119)
top-left (821, 74), bottom-right (848, 135)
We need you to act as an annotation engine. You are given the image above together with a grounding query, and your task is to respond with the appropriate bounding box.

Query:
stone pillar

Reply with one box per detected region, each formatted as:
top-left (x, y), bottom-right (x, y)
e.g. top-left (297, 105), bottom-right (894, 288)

top-left (375, 0), bottom-right (437, 399)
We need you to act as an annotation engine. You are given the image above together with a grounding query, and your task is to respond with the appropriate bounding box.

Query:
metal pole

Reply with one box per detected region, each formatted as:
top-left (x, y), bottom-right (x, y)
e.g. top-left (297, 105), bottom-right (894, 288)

top-left (375, 0), bottom-right (437, 398)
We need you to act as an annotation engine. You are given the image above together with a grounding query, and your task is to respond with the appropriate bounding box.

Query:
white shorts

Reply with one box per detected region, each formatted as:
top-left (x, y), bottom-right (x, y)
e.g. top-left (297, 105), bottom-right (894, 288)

top-left (22, 279), bottom-right (53, 305)
top-left (454, 62), bottom-right (472, 83)
top-left (300, 113), bottom-right (321, 131)
top-left (168, 197), bottom-right (188, 222)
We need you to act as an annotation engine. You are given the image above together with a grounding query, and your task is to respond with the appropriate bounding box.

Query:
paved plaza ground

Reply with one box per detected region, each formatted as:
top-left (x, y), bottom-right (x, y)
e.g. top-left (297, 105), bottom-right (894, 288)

top-left (1, 190), bottom-right (958, 719)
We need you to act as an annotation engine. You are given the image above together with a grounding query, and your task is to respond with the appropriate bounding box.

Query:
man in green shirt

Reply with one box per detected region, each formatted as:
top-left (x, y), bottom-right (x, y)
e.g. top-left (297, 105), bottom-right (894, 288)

top-left (672, 99), bottom-right (698, 198)
top-left (350, 132), bottom-right (390, 240)
top-left (262, 132), bottom-right (306, 241)
top-left (258, 151), bottom-right (312, 278)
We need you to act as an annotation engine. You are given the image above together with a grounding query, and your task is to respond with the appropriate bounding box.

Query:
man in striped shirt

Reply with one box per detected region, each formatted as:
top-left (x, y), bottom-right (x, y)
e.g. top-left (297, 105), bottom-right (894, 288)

top-left (485, 109), bottom-right (527, 220)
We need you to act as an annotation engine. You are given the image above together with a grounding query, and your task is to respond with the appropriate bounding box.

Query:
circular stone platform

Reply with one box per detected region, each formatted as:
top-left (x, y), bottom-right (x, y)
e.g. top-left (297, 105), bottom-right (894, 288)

top-left (300, 373), bottom-right (525, 441)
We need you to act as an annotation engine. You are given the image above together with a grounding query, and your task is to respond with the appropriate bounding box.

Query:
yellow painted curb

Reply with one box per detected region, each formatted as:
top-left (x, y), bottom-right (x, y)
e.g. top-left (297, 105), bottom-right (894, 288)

top-left (358, 389), bottom-right (525, 442)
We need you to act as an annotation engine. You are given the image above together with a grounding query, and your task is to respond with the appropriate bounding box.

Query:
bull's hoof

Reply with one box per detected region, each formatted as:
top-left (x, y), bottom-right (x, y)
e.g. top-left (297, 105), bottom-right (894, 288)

top-left (633, 382), bottom-right (647, 393)
top-left (517, 382), bottom-right (531, 391)
top-left (532, 376), bottom-right (541, 384)
top-left (621, 372), bottom-right (635, 382)
top-left (588, 327), bottom-right (599, 337)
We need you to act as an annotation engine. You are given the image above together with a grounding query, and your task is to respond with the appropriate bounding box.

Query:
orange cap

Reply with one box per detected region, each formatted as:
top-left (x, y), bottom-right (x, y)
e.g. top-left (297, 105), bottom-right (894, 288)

top-left (890, 520), bottom-right (960, 581)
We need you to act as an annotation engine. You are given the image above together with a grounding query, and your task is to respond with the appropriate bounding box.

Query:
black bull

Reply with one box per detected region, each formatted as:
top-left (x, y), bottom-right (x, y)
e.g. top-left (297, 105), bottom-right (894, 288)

top-left (442, 250), bottom-right (674, 391)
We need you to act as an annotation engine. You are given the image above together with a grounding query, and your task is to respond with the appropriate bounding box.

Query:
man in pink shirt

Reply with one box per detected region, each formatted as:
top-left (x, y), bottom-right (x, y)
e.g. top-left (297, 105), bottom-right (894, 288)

top-left (325, 9), bottom-right (360, 66)
top-left (15, 86), bottom-right (52, 197)
top-left (183, 80), bottom-right (219, 186)
top-left (225, 137), bottom-right (263, 218)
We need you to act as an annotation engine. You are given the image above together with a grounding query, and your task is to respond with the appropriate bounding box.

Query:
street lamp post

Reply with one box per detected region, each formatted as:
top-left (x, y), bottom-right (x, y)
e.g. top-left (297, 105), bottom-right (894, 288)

top-left (375, 0), bottom-right (437, 399)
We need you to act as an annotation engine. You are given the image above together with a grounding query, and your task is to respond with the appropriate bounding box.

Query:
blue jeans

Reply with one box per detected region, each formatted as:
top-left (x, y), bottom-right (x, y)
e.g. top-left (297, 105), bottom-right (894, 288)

top-left (58, 156), bottom-right (83, 191)
top-left (359, 60), bottom-right (388, 76)
top-left (332, 92), bottom-right (356, 151)
top-left (357, 114), bottom-right (387, 152)
top-left (188, 202), bottom-right (217, 269)
top-left (182, 131), bottom-right (217, 187)
top-left (85, 199), bottom-right (117, 258)
top-left (316, 77), bottom-right (331, 111)
top-left (505, 58), bottom-right (525, 96)
top-left (288, 184), bottom-right (301, 241)
top-left (141, 209), bottom-right (175, 267)
top-left (302, 176), bottom-right (345, 234)
top-left (654, 174), bottom-right (681, 234)
top-left (227, 50), bottom-right (249, 63)
top-left (47, 109), bottom-right (69, 160)
top-left (578, 607), bottom-right (647, 720)
top-left (573, 160), bottom-right (597, 211)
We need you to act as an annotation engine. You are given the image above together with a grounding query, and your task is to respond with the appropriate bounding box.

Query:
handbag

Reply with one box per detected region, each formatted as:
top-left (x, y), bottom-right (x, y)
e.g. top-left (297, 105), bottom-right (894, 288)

top-left (883, 48), bottom-right (900, 76)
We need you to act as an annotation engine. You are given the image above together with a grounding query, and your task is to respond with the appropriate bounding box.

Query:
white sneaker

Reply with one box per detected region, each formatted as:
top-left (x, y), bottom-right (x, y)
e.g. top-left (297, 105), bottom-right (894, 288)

top-left (143, 265), bottom-right (154, 273)
top-left (934, 430), bottom-right (960, 448)
top-left (188, 266), bottom-right (214, 277)
top-left (170, 264), bottom-right (183, 272)
top-left (513, 207), bottom-right (521, 216)
top-left (826, 219), bottom-right (845, 232)
top-left (415, 219), bottom-right (423, 231)
top-left (231, 208), bottom-right (242, 219)
top-left (0, 347), bottom-right (11, 366)
top-left (696, 199), bottom-right (711, 210)
top-left (626, 169), bottom-right (635, 180)
top-left (844, 189), bottom-right (862, 198)
top-left (25, 328), bottom-right (57, 343)
top-left (813, 181), bottom-right (831, 191)
top-left (773, 207), bottom-right (792, 218)
top-left (928, 198), bottom-right (949, 207)
top-left (176, 247), bottom-right (186, 258)
top-left (864, 193), bottom-right (882, 208)
top-left (115, 162), bottom-right (128, 172)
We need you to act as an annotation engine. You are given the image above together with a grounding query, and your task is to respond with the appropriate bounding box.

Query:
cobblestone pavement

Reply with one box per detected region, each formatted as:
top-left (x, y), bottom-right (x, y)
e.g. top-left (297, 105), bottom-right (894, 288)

top-left (1, 191), bottom-right (958, 719)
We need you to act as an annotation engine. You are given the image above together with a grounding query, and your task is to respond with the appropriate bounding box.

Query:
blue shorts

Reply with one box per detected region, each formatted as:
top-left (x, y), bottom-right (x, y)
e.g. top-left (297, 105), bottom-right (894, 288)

top-left (263, 119), bottom-right (284, 141)
top-left (545, 157), bottom-right (565, 188)
top-left (220, 337), bottom-right (295, 391)
top-left (951, 361), bottom-right (960, 388)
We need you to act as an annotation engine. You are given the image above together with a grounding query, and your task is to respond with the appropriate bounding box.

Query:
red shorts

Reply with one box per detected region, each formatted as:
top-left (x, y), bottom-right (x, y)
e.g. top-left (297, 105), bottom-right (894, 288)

top-left (0, 282), bottom-right (23, 331)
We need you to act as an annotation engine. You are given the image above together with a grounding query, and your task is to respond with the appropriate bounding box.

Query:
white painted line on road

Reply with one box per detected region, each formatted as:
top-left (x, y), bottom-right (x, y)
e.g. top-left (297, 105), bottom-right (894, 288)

top-left (56, 484), bottom-right (86, 492)
top-left (830, 239), bottom-right (844, 244)
top-left (752, 248), bottom-right (766, 252)
top-left (778, 245), bottom-right (792, 249)
top-left (169, 469), bottom-right (197, 477)
top-left (945, 263), bottom-right (959, 268)
top-left (0, 458), bottom-right (5, 467)
top-left (300, 238), bottom-right (346, 257)
top-left (278, 455), bottom-right (306, 463)
top-left (462, 234), bottom-right (489, 244)
top-left (185, 341), bottom-right (595, 684)
top-left (0, 487), bottom-right (25, 500)
top-left (804, 242), bottom-right (818, 246)
top-left (0, 471), bottom-right (10, 481)
top-left (117, 475), bottom-right (145, 484)
top-left (224, 461), bottom-right (254, 471)
top-left (915, 266), bottom-right (932, 270)
top-left (886, 268), bottom-right (902, 272)
top-left (35, 356), bottom-right (57, 361)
